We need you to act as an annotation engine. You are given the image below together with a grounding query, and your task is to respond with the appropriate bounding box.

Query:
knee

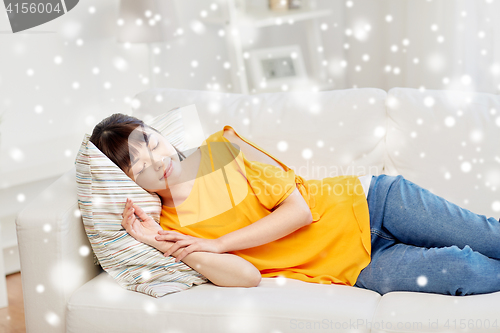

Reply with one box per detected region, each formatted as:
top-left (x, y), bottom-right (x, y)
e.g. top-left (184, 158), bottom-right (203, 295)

top-left (438, 245), bottom-right (474, 273)
top-left (438, 245), bottom-right (477, 295)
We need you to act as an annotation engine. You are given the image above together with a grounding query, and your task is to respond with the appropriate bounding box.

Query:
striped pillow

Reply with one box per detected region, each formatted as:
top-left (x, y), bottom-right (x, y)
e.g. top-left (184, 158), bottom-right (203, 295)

top-left (75, 108), bottom-right (209, 298)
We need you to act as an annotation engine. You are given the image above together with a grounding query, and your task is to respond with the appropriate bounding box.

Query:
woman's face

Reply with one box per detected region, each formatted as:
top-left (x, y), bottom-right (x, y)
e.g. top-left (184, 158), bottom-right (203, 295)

top-left (126, 126), bottom-right (181, 192)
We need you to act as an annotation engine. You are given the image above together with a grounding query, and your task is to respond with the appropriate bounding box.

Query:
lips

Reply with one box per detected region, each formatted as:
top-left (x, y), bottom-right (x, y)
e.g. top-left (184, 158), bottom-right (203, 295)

top-left (161, 159), bottom-right (173, 180)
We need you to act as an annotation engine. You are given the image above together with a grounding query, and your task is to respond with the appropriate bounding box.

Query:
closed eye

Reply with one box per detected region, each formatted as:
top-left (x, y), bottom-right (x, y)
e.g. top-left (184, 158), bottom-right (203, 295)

top-left (138, 163), bottom-right (146, 175)
top-left (137, 141), bottom-right (160, 175)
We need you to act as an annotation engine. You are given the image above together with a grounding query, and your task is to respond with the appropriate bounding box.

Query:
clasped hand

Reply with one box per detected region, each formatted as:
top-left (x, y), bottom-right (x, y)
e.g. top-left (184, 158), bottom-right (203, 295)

top-left (155, 230), bottom-right (224, 262)
top-left (122, 198), bottom-right (223, 262)
top-left (121, 198), bottom-right (164, 249)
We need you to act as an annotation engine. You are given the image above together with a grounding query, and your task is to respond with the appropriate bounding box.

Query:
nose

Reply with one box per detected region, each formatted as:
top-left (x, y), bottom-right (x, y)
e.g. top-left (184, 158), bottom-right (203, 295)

top-left (153, 155), bottom-right (167, 171)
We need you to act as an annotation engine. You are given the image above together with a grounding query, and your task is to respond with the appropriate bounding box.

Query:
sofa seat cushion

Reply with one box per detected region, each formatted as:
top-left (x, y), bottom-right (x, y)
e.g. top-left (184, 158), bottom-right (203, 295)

top-left (67, 272), bottom-right (381, 333)
top-left (371, 290), bottom-right (500, 333)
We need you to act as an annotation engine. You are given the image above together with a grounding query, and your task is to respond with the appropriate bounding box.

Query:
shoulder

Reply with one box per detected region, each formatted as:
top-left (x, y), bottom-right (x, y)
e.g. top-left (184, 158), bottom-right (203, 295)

top-left (222, 127), bottom-right (236, 137)
top-left (222, 127), bottom-right (251, 153)
top-left (222, 127), bottom-right (245, 147)
top-left (221, 127), bottom-right (286, 172)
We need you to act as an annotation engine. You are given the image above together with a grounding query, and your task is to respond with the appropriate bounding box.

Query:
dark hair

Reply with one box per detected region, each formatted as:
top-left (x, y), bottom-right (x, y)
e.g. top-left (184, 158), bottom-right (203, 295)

top-left (89, 113), bottom-right (186, 175)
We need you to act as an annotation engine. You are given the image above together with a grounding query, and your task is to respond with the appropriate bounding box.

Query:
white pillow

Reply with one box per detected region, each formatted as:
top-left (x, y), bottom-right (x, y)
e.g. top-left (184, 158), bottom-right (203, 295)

top-left (75, 107), bottom-right (209, 298)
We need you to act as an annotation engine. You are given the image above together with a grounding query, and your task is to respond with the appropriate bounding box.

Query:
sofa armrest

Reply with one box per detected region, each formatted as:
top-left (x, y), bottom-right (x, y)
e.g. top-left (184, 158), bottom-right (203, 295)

top-left (16, 166), bottom-right (101, 333)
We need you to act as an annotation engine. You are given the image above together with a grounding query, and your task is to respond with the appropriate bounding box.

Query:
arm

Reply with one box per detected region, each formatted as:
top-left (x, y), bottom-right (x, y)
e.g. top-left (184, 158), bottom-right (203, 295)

top-left (158, 188), bottom-right (312, 256)
top-left (174, 251), bottom-right (261, 288)
top-left (215, 129), bottom-right (313, 252)
top-left (217, 187), bottom-right (313, 253)
top-left (159, 129), bottom-right (313, 255)
top-left (152, 239), bottom-right (261, 287)
top-left (122, 199), bottom-right (261, 287)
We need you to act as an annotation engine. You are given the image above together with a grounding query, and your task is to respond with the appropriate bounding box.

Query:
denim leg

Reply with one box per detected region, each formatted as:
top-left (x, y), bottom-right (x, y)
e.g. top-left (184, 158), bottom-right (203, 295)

top-left (354, 242), bottom-right (500, 296)
top-left (360, 174), bottom-right (400, 259)
top-left (382, 175), bottom-right (500, 260)
top-left (354, 174), bottom-right (500, 295)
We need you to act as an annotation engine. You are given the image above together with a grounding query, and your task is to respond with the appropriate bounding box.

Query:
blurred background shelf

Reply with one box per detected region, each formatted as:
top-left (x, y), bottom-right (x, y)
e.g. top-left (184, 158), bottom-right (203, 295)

top-left (201, 0), bottom-right (332, 94)
top-left (204, 7), bottom-right (332, 28)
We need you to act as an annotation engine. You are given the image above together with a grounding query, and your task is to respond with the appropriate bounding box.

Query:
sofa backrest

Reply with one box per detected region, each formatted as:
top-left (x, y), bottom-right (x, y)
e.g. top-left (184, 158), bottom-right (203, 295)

top-left (133, 86), bottom-right (500, 218)
top-left (132, 88), bottom-right (388, 180)
top-left (385, 87), bottom-right (500, 218)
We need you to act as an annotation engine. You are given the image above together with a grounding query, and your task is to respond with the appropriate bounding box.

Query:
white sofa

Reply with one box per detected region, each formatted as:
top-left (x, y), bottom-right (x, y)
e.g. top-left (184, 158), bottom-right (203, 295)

top-left (16, 87), bottom-right (500, 333)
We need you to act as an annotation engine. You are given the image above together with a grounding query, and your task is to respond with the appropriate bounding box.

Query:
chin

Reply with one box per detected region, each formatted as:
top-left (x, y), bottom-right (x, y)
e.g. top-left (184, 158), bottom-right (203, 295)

top-left (155, 185), bottom-right (170, 192)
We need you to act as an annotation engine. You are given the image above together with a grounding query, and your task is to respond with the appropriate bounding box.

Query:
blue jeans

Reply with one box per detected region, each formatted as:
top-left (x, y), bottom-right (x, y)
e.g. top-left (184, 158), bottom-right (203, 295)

top-left (353, 174), bottom-right (500, 296)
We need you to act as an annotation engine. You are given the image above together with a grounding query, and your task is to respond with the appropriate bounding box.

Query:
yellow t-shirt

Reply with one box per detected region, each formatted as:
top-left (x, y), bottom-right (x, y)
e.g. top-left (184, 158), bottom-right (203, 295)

top-left (160, 125), bottom-right (371, 286)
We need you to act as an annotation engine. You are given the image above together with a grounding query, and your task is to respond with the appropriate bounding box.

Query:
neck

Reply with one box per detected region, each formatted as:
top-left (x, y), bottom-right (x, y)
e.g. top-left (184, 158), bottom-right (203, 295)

top-left (158, 147), bottom-right (201, 208)
top-left (157, 180), bottom-right (195, 208)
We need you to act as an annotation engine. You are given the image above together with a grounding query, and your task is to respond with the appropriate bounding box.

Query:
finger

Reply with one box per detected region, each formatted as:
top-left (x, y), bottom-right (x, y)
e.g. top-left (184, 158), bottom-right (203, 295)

top-left (155, 234), bottom-right (181, 241)
top-left (132, 204), bottom-right (149, 221)
top-left (123, 211), bottom-right (136, 231)
top-left (125, 219), bottom-right (135, 235)
top-left (122, 200), bottom-right (130, 217)
top-left (173, 249), bottom-right (185, 262)
top-left (124, 209), bottom-right (134, 223)
top-left (175, 246), bottom-right (194, 262)
top-left (123, 205), bottom-right (134, 219)
top-left (122, 213), bottom-right (130, 229)
top-left (165, 240), bottom-right (189, 257)
top-left (123, 217), bottom-right (133, 233)
top-left (158, 230), bottom-right (183, 235)
top-left (167, 242), bottom-right (189, 262)
top-left (164, 243), bottom-right (180, 257)
top-left (126, 198), bottom-right (133, 210)
top-left (175, 240), bottom-right (191, 247)
top-left (131, 219), bottom-right (140, 235)
top-left (176, 254), bottom-right (188, 262)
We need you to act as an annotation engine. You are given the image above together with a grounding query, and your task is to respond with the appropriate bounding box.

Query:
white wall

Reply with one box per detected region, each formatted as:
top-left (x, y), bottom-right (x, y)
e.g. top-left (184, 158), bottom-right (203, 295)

top-left (1, 0), bottom-right (142, 188)
top-left (1, 0), bottom-right (500, 189)
top-left (0, 0), bottom-right (238, 189)
top-left (339, 0), bottom-right (500, 92)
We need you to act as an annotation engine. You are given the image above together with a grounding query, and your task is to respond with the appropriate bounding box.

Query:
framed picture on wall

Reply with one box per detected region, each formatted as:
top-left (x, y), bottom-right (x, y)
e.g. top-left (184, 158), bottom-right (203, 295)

top-left (247, 45), bottom-right (308, 91)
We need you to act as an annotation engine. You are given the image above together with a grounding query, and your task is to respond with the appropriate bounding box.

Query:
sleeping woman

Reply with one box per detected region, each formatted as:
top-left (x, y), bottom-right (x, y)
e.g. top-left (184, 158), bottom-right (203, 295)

top-left (90, 113), bottom-right (500, 296)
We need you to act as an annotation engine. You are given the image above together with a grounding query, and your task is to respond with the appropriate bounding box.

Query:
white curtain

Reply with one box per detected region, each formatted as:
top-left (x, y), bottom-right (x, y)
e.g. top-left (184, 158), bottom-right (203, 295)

top-left (325, 0), bottom-right (500, 93)
top-left (404, 0), bottom-right (500, 94)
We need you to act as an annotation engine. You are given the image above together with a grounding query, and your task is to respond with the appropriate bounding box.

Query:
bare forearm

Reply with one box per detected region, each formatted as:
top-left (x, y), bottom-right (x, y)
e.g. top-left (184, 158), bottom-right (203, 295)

top-left (149, 238), bottom-right (174, 253)
top-left (217, 198), bottom-right (312, 253)
top-left (150, 239), bottom-right (260, 287)
top-left (172, 250), bottom-right (261, 287)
